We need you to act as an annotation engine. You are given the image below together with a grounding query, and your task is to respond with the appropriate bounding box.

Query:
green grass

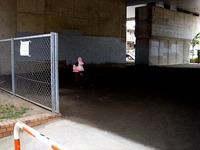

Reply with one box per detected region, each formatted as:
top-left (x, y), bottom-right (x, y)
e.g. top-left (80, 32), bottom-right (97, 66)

top-left (0, 104), bottom-right (29, 120)
top-left (190, 57), bottom-right (198, 63)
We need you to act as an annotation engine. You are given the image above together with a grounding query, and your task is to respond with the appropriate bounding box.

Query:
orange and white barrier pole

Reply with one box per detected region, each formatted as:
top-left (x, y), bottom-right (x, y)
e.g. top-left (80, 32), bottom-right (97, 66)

top-left (14, 121), bottom-right (67, 150)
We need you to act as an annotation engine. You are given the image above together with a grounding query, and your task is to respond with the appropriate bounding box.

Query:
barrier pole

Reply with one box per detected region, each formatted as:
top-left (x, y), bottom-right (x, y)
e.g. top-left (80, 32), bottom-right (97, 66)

top-left (14, 121), bottom-right (67, 150)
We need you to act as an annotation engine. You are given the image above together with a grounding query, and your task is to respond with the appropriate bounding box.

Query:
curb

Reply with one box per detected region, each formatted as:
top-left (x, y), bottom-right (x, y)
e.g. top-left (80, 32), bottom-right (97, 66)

top-left (0, 113), bottom-right (62, 139)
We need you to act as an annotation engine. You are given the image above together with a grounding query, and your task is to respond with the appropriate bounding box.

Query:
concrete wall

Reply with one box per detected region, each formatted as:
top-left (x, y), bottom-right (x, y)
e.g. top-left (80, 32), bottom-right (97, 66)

top-left (0, 0), bottom-right (16, 39)
top-left (14, 30), bottom-right (125, 72)
top-left (59, 30), bottom-right (126, 65)
top-left (0, 1), bottom-right (16, 74)
top-left (0, 0), bottom-right (127, 39)
top-left (0, 42), bottom-right (11, 74)
top-left (16, 0), bottom-right (126, 38)
top-left (0, 0), bottom-right (126, 73)
top-left (152, 7), bottom-right (199, 40)
top-left (15, 30), bottom-right (126, 65)
top-left (149, 38), bottom-right (189, 65)
top-left (135, 6), bottom-right (200, 66)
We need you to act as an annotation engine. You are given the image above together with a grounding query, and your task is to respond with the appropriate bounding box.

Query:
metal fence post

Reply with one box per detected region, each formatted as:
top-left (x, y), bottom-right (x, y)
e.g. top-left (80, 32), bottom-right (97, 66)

top-left (11, 38), bottom-right (15, 95)
top-left (51, 32), bottom-right (56, 113)
top-left (55, 32), bottom-right (59, 113)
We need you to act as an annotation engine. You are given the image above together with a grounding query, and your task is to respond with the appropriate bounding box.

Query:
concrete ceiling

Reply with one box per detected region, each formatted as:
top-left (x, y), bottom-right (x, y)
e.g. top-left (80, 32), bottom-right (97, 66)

top-left (127, 0), bottom-right (200, 15)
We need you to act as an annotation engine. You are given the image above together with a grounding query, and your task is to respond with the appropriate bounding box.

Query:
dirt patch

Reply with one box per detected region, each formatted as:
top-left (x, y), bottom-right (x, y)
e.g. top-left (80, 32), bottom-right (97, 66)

top-left (0, 90), bottom-right (51, 122)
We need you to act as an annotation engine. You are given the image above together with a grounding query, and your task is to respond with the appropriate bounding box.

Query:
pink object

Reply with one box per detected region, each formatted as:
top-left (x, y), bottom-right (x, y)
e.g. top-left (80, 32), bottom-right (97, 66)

top-left (78, 57), bottom-right (84, 65)
top-left (73, 57), bottom-right (84, 72)
top-left (72, 57), bottom-right (84, 82)
top-left (73, 65), bottom-right (79, 72)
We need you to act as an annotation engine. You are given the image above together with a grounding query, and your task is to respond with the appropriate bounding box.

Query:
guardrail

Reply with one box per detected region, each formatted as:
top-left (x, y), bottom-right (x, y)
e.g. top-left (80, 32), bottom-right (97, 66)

top-left (14, 121), bottom-right (67, 150)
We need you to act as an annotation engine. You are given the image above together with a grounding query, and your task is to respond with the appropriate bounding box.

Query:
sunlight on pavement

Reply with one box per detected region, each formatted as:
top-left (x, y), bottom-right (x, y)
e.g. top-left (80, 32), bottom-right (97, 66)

top-left (0, 119), bottom-right (158, 150)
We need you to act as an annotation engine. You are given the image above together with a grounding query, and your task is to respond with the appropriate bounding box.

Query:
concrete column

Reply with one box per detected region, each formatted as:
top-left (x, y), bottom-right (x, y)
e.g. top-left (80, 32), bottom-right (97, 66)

top-left (135, 6), bottom-right (200, 66)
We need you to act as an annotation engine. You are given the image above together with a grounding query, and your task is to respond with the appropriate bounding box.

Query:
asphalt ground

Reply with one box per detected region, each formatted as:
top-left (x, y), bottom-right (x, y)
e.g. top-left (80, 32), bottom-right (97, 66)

top-left (1, 63), bottom-right (200, 150)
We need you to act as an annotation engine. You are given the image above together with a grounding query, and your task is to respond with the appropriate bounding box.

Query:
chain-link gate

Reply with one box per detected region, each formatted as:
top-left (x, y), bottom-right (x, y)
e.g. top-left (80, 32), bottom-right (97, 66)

top-left (0, 32), bottom-right (59, 113)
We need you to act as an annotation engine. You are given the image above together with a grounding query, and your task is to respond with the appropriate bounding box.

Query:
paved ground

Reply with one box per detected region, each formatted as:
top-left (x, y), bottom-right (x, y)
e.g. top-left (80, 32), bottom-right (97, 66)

top-left (0, 119), bottom-right (156, 150)
top-left (1, 63), bottom-right (200, 150)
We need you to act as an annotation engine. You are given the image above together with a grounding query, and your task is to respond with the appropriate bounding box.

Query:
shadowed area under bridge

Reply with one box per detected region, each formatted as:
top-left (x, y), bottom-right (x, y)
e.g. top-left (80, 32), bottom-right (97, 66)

top-left (59, 64), bottom-right (200, 150)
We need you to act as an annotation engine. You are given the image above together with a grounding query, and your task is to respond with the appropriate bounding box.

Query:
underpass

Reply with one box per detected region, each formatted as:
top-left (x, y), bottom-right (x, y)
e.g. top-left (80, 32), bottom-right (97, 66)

top-left (1, 64), bottom-right (200, 150)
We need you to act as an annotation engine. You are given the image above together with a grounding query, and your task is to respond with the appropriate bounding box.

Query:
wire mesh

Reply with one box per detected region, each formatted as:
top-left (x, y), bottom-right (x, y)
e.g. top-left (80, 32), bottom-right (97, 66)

top-left (0, 40), bottom-right (12, 92)
top-left (0, 33), bottom-right (58, 112)
top-left (14, 36), bottom-right (52, 108)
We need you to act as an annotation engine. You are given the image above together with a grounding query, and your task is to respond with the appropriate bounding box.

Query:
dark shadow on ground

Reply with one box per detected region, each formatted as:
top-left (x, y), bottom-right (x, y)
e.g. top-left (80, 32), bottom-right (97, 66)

top-left (59, 64), bottom-right (200, 150)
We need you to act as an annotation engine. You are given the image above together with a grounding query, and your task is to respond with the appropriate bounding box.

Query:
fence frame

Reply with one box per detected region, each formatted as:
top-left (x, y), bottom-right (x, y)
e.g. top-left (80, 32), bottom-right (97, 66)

top-left (0, 32), bottom-right (59, 113)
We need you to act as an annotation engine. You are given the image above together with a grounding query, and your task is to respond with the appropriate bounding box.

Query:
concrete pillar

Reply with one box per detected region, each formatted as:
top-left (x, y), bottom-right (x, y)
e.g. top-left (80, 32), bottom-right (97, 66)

top-left (0, 0), bottom-right (16, 39)
top-left (135, 6), bottom-right (200, 66)
top-left (0, 1), bottom-right (16, 74)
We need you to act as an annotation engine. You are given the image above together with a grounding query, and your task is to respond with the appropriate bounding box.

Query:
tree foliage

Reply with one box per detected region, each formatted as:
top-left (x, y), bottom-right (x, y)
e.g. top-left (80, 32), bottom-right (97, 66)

top-left (191, 32), bottom-right (200, 48)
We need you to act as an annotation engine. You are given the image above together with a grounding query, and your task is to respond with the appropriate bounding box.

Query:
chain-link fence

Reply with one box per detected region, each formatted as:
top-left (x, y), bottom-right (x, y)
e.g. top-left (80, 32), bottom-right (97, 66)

top-left (0, 33), bottom-right (59, 113)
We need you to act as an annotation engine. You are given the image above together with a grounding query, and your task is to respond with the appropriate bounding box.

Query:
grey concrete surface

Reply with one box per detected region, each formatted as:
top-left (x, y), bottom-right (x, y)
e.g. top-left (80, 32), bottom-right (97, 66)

top-left (1, 64), bottom-right (200, 150)
top-left (0, 119), bottom-right (156, 150)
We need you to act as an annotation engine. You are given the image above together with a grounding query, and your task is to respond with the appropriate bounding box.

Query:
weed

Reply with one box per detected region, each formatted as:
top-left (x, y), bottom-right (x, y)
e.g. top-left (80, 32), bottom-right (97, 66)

top-left (0, 104), bottom-right (29, 120)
